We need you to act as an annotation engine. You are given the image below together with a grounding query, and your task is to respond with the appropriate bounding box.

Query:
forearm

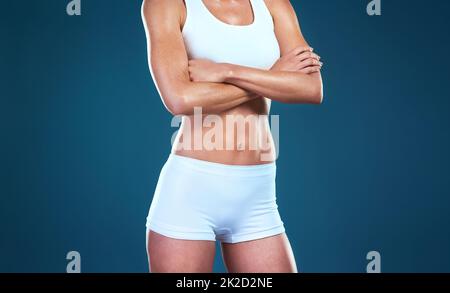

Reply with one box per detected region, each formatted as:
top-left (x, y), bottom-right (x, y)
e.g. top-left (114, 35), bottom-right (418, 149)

top-left (223, 64), bottom-right (323, 104)
top-left (172, 81), bottom-right (258, 115)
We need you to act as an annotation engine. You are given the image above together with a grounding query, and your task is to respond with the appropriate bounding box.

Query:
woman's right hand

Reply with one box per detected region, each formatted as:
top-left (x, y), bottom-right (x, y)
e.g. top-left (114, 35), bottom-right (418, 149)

top-left (271, 46), bottom-right (323, 74)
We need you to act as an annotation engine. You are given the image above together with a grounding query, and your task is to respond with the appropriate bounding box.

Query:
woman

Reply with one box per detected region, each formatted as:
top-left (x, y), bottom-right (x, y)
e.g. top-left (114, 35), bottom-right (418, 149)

top-left (142, 0), bottom-right (323, 273)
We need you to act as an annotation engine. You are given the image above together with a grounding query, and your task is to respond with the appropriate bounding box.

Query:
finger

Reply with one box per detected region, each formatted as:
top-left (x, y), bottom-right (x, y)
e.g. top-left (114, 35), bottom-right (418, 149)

top-left (296, 51), bottom-right (320, 62)
top-left (300, 65), bottom-right (322, 74)
top-left (288, 45), bottom-right (313, 57)
top-left (297, 58), bottom-right (322, 70)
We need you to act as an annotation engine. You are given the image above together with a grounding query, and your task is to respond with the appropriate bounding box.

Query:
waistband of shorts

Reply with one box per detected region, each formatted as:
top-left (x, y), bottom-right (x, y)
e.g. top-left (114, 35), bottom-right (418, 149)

top-left (166, 154), bottom-right (276, 177)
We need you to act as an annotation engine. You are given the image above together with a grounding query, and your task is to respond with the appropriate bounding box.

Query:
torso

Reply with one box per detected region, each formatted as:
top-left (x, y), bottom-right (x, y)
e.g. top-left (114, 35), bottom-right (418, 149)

top-left (173, 0), bottom-right (280, 165)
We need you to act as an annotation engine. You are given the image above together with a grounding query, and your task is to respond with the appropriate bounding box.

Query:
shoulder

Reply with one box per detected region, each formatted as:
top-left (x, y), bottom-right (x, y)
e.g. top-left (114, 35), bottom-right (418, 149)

top-left (141, 0), bottom-right (185, 28)
top-left (264, 0), bottom-right (297, 18)
top-left (142, 0), bottom-right (184, 14)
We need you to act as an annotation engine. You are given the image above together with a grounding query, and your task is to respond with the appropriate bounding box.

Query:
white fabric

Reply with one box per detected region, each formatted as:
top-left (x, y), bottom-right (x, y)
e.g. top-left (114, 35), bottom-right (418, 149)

top-left (146, 154), bottom-right (285, 243)
top-left (182, 0), bottom-right (280, 69)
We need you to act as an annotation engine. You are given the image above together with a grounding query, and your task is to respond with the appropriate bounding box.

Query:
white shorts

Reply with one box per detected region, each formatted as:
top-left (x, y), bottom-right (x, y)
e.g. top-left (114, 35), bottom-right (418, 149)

top-left (146, 154), bottom-right (285, 244)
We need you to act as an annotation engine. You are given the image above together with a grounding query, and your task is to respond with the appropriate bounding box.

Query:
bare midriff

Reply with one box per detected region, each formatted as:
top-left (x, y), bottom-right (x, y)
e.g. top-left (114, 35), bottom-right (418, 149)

top-left (173, 98), bottom-right (276, 165)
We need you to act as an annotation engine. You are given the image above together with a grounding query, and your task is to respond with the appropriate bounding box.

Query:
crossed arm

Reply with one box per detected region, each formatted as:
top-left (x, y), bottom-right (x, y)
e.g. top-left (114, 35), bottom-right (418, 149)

top-left (141, 0), bottom-right (323, 115)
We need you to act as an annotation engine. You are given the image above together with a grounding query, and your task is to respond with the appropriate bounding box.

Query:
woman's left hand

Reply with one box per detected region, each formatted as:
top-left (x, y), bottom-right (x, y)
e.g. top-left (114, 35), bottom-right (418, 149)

top-left (188, 59), bottom-right (228, 83)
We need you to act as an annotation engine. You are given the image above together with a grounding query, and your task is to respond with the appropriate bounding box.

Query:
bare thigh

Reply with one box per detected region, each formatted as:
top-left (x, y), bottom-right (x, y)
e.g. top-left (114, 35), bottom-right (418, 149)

top-left (147, 230), bottom-right (216, 273)
top-left (221, 233), bottom-right (298, 273)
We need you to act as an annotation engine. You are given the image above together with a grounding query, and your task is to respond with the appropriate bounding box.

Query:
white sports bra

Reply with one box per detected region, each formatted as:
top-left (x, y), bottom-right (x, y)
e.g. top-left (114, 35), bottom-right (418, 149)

top-left (182, 0), bottom-right (280, 70)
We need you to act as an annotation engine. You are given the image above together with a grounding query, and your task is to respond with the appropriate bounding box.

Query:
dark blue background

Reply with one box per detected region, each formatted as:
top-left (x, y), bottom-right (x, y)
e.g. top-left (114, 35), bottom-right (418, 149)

top-left (1, 0), bottom-right (450, 272)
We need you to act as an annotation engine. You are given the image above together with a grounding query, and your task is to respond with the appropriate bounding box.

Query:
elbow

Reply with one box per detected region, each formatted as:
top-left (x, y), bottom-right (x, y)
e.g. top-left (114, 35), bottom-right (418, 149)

top-left (161, 81), bottom-right (199, 115)
top-left (286, 84), bottom-right (323, 105)
top-left (166, 100), bottom-right (184, 116)
top-left (300, 81), bottom-right (323, 105)
top-left (163, 90), bottom-right (192, 116)
top-left (165, 97), bottom-right (187, 116)
top-left (286, 79), bottom-right (323, 105)
top-left (309, 83), bottom-right (324, 105)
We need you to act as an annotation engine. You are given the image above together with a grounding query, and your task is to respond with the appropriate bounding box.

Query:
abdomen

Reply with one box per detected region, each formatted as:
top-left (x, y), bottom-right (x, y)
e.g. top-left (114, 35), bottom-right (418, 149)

top-left (173, 98), bottom-right (276, 165)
